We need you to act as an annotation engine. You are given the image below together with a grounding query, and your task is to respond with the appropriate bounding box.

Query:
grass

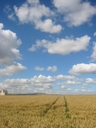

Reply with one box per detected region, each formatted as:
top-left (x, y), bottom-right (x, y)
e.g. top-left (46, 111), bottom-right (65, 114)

top-left (0, 95), bottom-right (96, 128)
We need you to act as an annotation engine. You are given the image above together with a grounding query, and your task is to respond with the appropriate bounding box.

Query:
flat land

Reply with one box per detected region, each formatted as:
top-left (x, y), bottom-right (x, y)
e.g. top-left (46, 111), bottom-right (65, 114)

top-left (0, 95), bottom-right (96, 128)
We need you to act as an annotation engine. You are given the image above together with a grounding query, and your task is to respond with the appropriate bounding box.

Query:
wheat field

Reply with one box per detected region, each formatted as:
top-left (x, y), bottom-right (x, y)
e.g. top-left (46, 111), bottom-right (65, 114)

top-left (0, 95), bottom-right (96, 128)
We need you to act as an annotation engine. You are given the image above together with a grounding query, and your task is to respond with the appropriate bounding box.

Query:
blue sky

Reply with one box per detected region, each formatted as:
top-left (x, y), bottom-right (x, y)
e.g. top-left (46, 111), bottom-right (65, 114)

top-left (0, 0), bottom-right (96, 94)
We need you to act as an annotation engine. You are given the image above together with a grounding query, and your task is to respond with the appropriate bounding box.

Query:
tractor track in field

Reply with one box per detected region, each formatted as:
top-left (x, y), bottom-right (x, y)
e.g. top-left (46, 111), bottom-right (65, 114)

top-left (64, 96), bottom-right (71, 118)
top-left (42, 97), bottom-right (60, 116)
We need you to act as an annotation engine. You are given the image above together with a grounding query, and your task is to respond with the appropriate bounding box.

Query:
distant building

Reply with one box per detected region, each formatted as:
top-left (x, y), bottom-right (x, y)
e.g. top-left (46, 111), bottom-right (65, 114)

top-left (0, 90), bottom-right (8, 95)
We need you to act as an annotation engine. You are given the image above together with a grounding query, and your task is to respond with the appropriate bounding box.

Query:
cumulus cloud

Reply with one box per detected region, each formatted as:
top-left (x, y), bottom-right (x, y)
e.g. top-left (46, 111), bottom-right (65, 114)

top-left (85, 78), bottom-right (96, 84)
top-left (35, 19), bottom-right (62, 33)
top-left (56, 74), bottom-right (76, 80)
top-left (53, 0), bottom-right (96, 26)
top-left (0, 23), bottom-right (22, 65)
top-left (14, 1), bottom-right (53, 23)
top-left (69, 63), bottom-right (96, 75)
top-left (29, 35), bottom-right (90, 55)
top-left (47, 66), bottom-right (57, 72)
top-left (0, 23), bottom-right (26, 77)
top-left (34, 66), bottom-right (44, 71)
top-left (14, 0), bottom-right (62, 33)
top-left (31, 74), bottom-right (55, 84)
top-left (0, 63), bottom-right (27, 77)
top-left (91, 43), bottom-right (96, 61)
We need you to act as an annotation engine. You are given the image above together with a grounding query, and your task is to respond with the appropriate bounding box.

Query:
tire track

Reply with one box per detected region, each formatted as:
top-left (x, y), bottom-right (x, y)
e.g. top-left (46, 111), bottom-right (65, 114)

top-left (42, 97), bottom-right (60, 116)
top-left (64, 96), bottom-right (71, 118)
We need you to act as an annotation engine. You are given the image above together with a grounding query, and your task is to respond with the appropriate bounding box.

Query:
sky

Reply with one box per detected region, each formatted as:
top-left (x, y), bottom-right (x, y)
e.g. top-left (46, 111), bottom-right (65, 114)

top-left (0, 0), bottom-right (96, 94)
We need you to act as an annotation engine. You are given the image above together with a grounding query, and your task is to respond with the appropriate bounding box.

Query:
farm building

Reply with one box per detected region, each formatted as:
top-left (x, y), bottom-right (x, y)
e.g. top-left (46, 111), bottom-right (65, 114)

top-left (0, 90), bottom-right (8, 95)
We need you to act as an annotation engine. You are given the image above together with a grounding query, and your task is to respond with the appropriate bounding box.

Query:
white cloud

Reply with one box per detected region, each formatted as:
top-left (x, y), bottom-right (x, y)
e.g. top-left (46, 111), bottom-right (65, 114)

top-left (0, 74), bottom-right (77, 94)
top-left (0, 79), bottom-right (31, 94)
top-left (67, 88), bottom-right (72, 91)
top-left (53, 0), bottom-right (96, 26)
top-left (14, 0), bottom-right (62, 33)
top-left (61, 85), bottom-right (66, 89)
top-left (29, 35), bottom-right (90, 55)
top-left (34, 66), bottom-right (58, 72)
top-left (66, 80), bottom-right (81, 85)
top-left (0, 74), bottom-right (55, 93)
top-left (56, 75), bottom-right (81, 85)
top-left (94, 32), bottom-right (96, 36)
top-left (55, 75), bottom-right (82, 86)
top-left (47, 66), bottom-right (57, 72)
top-left (69, 63), bottom-right (96, 75)
top-left (14, 1), bottom-right (52, 23)
top-left (27, 0), bottom-right (39, 4)
top-left (86, 78), bottom-right (96, 84)
top-left (0, 23), bottom-right (22, 65)
top-left (74, 89), bottom-right (80, 92)
top-left (91, 43), bottom-right (96, 61)
top-left (35, 19), bottom-right (62, 33)
top-left (34, 66), bottom-right (44, 71)
top-left (0, 74), bottom-right (95, 94)
top-left (0, 63), bottom-right (27, 77)
top-left (31, 74), bottom-right (55, 84)
top-left (0, 23), bottom-right (27, 77)
top-left (3, 79), bottom-right (30, 88)
top-left (56, 74), bottom-right (76, 80)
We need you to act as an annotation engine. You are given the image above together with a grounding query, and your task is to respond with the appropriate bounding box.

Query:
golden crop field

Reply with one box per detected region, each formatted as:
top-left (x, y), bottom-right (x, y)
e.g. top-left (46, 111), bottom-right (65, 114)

top-left (0, 95), bottom-right (96, 128)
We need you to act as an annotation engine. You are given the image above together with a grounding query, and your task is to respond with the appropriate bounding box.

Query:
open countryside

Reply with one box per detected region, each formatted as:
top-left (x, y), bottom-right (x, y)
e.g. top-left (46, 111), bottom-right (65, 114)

top-left (1, 0), bottom-right (96, 127)
top-left (0, 95), bottom-right (96, 128)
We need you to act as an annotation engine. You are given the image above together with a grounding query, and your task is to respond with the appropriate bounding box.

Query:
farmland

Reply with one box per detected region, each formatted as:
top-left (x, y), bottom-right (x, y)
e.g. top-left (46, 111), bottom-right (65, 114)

top-left (0, 95), bottom-right (96, 128)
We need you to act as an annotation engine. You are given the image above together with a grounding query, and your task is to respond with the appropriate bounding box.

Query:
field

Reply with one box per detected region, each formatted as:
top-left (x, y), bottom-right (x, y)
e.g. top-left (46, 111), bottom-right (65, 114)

top-left (0, 95), bottom-right (96, 128)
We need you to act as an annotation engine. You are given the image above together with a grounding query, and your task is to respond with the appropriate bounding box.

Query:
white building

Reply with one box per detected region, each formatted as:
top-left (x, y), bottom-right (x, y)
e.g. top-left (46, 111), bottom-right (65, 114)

top-left (0, 90), bottom-right (8, 95)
